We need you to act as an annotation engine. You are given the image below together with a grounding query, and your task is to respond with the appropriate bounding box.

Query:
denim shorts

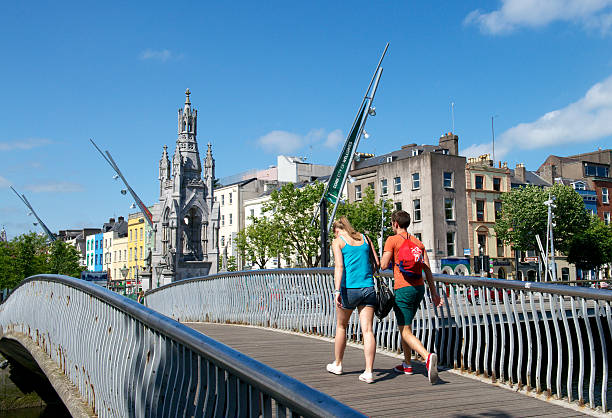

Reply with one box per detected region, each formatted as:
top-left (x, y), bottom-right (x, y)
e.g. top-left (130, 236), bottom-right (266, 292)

top-left (340, 286), bottom-right (377, 310)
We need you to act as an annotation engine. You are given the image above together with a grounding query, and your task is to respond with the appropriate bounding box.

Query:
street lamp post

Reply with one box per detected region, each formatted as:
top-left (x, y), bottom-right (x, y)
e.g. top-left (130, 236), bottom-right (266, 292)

top-left (154, 264), bottom-right (164, 289)
top-left (120, 265), bottom-right (128, 295)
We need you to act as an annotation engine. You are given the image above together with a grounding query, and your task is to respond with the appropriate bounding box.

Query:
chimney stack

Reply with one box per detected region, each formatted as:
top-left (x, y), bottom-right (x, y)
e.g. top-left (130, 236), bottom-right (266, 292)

top-left (438, 132), bottom-right (458, 156)
top-left (515, 163), bottom-right (526, 183)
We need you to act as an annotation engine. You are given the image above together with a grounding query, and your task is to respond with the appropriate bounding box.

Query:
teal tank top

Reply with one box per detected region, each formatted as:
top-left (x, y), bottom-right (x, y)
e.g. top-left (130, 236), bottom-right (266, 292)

top-left (340, 234), bottom-right (374, 288)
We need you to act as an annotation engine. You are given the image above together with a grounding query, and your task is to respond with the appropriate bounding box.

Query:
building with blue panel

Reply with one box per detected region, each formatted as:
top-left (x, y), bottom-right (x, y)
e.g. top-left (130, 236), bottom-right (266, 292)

top-left (94, 232), bottom-right (104, 272)
top-left (86, 234), bottom-right (96, 271)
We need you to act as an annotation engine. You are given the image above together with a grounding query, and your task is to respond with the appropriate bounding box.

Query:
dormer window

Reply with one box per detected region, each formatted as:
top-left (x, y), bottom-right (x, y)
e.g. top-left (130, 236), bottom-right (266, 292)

top-left (572, 181), bottom-right (586, 191)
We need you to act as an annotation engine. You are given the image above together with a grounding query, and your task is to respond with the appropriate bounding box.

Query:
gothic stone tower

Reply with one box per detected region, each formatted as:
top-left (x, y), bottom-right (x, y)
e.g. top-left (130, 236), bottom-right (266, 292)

top-left (152, 89), bottom-right (219, 284)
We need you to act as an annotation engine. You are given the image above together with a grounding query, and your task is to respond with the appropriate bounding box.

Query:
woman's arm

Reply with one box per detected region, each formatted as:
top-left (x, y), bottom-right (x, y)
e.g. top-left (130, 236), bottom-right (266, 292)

top-left (332, 238), bottom-right (344, 307)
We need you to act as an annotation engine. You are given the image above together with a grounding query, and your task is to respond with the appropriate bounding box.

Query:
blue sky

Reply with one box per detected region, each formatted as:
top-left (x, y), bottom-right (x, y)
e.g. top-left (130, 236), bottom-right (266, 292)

top-left (1, 1), bottom-right (612, 238)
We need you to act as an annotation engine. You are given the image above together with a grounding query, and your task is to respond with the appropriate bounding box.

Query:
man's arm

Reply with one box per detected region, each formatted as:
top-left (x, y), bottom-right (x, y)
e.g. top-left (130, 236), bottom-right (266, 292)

top-left (380, 250), bottom-right (393, 271)
top-left (422, 250), bottom-right (442, 307)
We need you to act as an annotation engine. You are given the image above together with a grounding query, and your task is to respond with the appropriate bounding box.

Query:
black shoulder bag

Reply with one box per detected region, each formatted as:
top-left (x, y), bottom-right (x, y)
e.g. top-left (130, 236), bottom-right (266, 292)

top-left (364, 235), bottom-right (394, 320)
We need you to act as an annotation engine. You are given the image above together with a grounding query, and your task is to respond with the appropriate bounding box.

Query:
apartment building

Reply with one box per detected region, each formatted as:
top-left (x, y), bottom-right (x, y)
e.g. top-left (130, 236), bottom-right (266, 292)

top-left (465, 155), bottom-right (513, 278)
top-left (346, 133), bottom-right (469, 273)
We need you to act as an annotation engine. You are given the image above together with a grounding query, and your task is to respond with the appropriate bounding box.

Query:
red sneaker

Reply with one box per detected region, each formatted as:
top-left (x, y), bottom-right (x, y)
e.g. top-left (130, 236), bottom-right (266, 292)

top-left (426, 353), bottom-right (438, 384)
top-left (392, 363), bottom-right (413, 375)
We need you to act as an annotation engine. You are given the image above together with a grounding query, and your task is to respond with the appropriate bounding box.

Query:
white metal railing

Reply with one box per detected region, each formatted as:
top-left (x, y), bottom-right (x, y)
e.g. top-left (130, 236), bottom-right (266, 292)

top-left (0, 275), bottom-right (364, 417)
top-left (146, 268), bottom-right (612, 414)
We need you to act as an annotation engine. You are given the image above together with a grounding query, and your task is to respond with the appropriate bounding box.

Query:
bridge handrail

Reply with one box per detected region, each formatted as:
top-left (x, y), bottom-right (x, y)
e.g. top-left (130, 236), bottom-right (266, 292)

top-left (146, 267), bottom-right (612, 301)
top-left (0, 275), bottom-right (365, 417)
top-left (145, 268), bottom-right (611, 414)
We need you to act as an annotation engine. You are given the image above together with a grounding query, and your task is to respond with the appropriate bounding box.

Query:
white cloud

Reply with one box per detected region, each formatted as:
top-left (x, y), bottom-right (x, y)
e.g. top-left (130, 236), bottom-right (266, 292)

top-left (0, 176), bottom-right (10, 188)
top-left (139, 49), bottom-right (181, 62)
top-left (324, 129), bottom-right (344, 148)
top-left (466, 74), bottom-right (612, 158)
top-left (24, 182), bottom-right (85, 193)
top-left (0, 138), bottom-right (52, 151)
top-left (461, 142), bottom-right (495, 159)
top-left (465, 0), bottom-right (612, 35)
top-left (256, 128), bottom-right (344, 154)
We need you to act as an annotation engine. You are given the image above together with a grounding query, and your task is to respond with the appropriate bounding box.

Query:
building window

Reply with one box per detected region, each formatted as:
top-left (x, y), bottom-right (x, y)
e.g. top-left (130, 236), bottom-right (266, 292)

top-left (395, 202), bottom-right (402, 211)
top-left (221, 236), bottom-right (225, 247)
top-left (412, 173), bottom-right (420, 190)
top-left (124, 250), bottom-right (127, 260)
top-left (495, 201), bottom-right (502, 220)
top-left (478, 233), bottom-right (487, 255)
top-left (475, 175), bottom-right (484, 190)
top-left (476, 200), bottom-right (485, 221)
top-left (496, 237), bottom-right (504, 257)
top-left (129, 248), bottom-right (132, 261)
top-left (221, 215), bottom-right (225, 226)
top-left (394, 177), bottom-right (401, 193)
top-left (250, 209), bottom-right (255, 218)
top-left (413, 199), bottom-right (421, 222)
top-left (221, 195), bottom-right (225, 205)
top-left (573, 181), bottom-right (586, 191)
top-left (414, 233), bottom-right (422, 242)
top-left (140, 228), bottom-right (143, 240)
top-left (493, 177), bottom-right (501, 192)
top-left (367, 182), bottom-right (374, 190)
top-left (446, 232), bottom-right (455, 256)
top-left (129, 230), bottom-right (132, 241)
top-left (381, 179), bottom-right (388, 195)
top-left (443, 172), bottom-right (453, 188)
top-left (140, 246), bottom-right (143, 260)
top-left (355, 185), bottom-right (362, 200)
top-left (229, 192), bottom-right (233, 204)
top-left (561, 267), bottom-right (570, 281)
top-left (229, 213), bottom-right (233, 225)
top-left (605, 212), bottom-right (611, 225)
top-left (445, 198), bottom-right (454, 221)
top-left (584, 163), bottom-right (609, 178)
top-left (603, 188), bottom-right (609, 204)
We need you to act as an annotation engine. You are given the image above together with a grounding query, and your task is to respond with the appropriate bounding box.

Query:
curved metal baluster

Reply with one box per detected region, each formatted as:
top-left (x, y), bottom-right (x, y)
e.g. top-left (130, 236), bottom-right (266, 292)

top-left (455, 284), bottom-right (468, 370)
top-left (571, 297), bottom-right (585, 405)
top-left (441, 285), bottom-right (453, 368)
top-left (549, 292), bottom-right (562, 399)
top-left (495, 289), bottom-right (506, 382)
top-left (502, 290), bottom-right (515, 385)
top-left (539, 292), bottom-right (553, 396)
top-left (529, 292), bottom-right (541, 392)
top-left (473, 286), bottom-right (483, 375)
top-left (560, 295), bottom-right (573, 402)
top-left (480, 285), bottom-right (491, 378)
top-left (424, 287), bottom-right (434, 354)
top-left (466, 285), bottom-right (475, 373)
top-left (583, 298), bottom-right (596, 409)
top-left (487, 287), bottom-right (498, 380)
top-left (594, 301), bottom-right (607, 413)
top-left (448, 285), bottom-right (461, 370)
top-left (511, 290), bottom-right (524, 388)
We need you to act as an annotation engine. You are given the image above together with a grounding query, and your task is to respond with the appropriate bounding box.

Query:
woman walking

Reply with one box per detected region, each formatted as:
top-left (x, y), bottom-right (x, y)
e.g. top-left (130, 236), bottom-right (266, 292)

top-left (326, 217), bottom-right (379, 383)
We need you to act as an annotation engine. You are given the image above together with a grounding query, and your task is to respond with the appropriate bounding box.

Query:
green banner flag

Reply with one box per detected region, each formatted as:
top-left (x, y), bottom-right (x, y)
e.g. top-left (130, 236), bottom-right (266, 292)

top-left (324, 101), bottom-right (368, 205)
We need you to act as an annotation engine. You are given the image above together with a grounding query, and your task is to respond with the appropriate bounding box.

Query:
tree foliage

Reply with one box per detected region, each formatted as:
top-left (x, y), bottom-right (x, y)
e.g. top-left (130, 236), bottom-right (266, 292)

top-left (336, 187), bottom-right (394, 254)
top-left (236, 216), bottom-right (286, 269)
top-left (263, 182), bottom-right (325, 268)
top-left (495, 184), bottom-right (590, 254)
top-left (567, 215), bottom-right (612, 271)
top-left (0, 233), bottom-right (84, 290)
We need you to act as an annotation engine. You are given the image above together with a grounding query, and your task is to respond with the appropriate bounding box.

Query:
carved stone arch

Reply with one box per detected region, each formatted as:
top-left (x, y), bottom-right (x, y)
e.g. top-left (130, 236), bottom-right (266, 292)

top-left (475, 226), bottom-right (490, 234)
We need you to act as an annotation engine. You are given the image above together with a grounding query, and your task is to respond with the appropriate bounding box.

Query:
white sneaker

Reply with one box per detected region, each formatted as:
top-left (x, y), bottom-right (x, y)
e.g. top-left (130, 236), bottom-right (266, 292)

top-left (427, 353), bottom-right (438, 384)
top-left (326, 362), bottom-right (342, 375)
top-left (359, 371), bottom-right (374, 384)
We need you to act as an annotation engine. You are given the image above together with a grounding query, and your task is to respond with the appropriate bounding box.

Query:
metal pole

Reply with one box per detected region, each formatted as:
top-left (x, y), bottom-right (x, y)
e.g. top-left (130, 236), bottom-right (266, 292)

top-left (9, 186), bottom-right (57, 242)
top-left (320, 199), bottom-right (329, 267)
top-left (327, 66), bottom-right (384, 231)
top-left (379, 198), bottom-right (385, 259)
top-left (491, 116), bottom-right (495, 164)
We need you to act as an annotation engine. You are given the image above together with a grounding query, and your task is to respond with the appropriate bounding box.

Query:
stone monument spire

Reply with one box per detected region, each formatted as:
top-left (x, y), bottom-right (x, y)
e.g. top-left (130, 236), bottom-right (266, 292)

top-left (159, 145), bottom-right (171, 196)
top-left (176, 88), bottom-right (201, 179)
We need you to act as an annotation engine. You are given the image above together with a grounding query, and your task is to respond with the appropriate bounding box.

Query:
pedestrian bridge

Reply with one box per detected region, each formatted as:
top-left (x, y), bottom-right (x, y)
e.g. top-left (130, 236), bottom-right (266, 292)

top-left (0, 270), bottom-right (609, 417)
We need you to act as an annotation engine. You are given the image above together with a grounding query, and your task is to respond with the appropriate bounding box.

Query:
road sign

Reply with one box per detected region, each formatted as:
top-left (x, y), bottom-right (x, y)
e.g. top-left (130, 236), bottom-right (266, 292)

top-left (464, 248), bottom-right (471, 256)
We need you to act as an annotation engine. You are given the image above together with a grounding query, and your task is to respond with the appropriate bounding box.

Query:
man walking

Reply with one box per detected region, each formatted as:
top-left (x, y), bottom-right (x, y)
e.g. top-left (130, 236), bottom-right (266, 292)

top-left (380, 210), bottom-right (442, 383)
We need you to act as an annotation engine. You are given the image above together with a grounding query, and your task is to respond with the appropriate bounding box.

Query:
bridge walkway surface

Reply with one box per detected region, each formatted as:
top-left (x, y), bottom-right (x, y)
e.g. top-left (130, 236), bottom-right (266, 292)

top-left (186, 322), bottom-right (587, 418)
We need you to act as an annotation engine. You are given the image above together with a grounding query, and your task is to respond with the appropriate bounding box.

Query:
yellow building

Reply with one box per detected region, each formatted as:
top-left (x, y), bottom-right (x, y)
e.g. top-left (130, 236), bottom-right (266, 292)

top-left (110, 235), bottom-right (129, 291)
top-left (128, 213), bottom-right (146, 293)
top-left (465, 155), bottom-right (513, 279)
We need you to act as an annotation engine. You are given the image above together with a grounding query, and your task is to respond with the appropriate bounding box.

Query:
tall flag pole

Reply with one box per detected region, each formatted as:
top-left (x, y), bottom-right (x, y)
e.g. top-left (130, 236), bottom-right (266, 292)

top-left (315, 43), bottom-right (389, 266)
top-left (90, 139), bottom-right (154, 229)
top-left (10, 186), bottom-right (57, 242)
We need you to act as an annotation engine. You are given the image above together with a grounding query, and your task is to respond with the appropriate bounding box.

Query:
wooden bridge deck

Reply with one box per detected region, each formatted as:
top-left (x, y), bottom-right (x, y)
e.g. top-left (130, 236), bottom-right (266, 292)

top-left (186, 323), bottom-right (586, 417)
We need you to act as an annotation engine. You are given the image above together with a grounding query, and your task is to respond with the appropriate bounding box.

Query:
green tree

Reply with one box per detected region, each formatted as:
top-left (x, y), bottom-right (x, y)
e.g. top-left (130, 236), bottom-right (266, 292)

top-left (236, 217), bottom-right (285, 269)
top-left (226, 256), bottom-right (238, 272)
top-left (46, 240), bottom-right (85, 278)
top-left (263, 182), bottom-right (326, 268)
top-left (495, 184), bottom-right (590, 254)
top-left (567, 215), bottom-right (612, 272)
top-left (336, 187), bottom-right (394, 254)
